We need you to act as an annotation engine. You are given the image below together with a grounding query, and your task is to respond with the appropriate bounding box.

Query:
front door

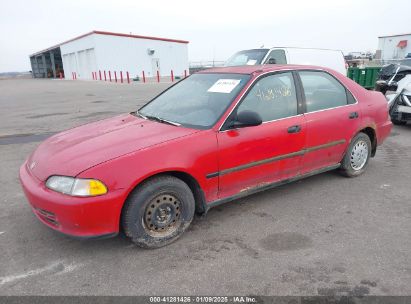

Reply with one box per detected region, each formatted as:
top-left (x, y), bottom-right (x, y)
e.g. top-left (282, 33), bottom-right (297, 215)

top-left (298, 70), bottom-right (361, 173)
top-left (217, 72), bottom-right (306, 199)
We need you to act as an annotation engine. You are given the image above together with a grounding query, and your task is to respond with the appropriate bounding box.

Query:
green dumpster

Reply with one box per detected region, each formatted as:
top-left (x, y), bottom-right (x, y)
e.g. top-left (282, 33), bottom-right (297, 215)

top-left (347, 67), bottom-right (381, 89)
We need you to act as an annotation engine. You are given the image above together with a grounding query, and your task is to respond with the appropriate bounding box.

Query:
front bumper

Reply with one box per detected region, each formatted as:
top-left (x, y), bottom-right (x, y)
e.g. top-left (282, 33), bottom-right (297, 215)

top-left (19, 161), bottom-right (125, 238)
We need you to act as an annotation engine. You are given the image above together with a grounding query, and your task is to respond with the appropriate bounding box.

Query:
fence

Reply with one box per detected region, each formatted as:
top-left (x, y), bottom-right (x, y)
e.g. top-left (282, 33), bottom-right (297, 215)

top-left (70, 69), bottom-right (189, 83)
top-left (189, 61), bottom-right (225, 74)
top-left (374, 58), bottom-right (411, 66)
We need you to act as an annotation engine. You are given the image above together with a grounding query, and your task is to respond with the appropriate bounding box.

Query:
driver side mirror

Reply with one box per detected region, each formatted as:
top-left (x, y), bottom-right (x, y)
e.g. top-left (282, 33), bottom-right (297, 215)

top-left (230, 110), bottom-right (262, 129)
top-left (267, 58), bottom-right (276, 64)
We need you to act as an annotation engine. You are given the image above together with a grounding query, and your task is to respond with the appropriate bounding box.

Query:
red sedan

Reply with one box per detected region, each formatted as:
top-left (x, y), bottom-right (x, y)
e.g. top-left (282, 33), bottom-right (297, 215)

top-left (20, 65), bottom-right (392, 248)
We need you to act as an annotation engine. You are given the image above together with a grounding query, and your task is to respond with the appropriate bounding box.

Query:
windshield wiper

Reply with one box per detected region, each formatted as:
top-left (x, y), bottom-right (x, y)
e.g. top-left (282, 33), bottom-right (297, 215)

top-left (137, 111), bottom-right (180, 126)
top-left (149, 116), bottom-right (181, 126)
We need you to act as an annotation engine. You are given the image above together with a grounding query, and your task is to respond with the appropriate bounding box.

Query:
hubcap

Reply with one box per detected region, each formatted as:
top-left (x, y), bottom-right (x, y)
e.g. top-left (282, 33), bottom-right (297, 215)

top-left (350, 140), bottom-right (368, 170)
top-left (143, 194), bottom-right (181, 236)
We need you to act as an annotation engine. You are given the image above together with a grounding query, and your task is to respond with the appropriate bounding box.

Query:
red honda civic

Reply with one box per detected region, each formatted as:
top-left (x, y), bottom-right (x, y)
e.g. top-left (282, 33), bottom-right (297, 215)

top-left (20, 65), bottom-right (392, 248)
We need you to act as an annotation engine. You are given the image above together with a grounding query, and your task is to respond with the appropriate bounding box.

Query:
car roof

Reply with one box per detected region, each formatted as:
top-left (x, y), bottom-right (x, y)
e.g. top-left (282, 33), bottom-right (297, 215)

top-left (198, 64), bottom-right (331, 75)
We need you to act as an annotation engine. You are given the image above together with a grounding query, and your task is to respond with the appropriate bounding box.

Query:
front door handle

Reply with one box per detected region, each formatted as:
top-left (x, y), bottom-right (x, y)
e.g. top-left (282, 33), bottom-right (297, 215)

top-left (349, 112), bottom-right (359, 119)
top-left (287, 125), bottom-right (301, 133)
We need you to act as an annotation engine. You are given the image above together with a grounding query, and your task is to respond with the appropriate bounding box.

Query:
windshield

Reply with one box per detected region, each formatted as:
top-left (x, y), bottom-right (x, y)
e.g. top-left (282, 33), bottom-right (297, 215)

top-left (138, 73), bottom-right (251, 129)
top-left (225, 49), bottom-right (269, 66)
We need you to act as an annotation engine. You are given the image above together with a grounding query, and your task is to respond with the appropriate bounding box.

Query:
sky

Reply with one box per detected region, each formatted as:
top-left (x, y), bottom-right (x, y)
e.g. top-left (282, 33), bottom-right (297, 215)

top-left (0, 0), bottom-right (410, 72)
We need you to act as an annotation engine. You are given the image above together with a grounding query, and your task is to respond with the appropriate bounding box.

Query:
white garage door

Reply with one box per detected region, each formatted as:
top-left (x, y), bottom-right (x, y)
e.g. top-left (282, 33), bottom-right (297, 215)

top-left (62, 52), bottom-right (77, 79)
top-left (77, 48), bottom-right (96, 80)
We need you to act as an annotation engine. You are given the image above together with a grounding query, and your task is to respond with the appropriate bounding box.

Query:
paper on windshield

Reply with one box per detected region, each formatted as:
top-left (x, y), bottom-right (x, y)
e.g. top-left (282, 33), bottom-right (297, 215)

top-left (246, 59), bottom-right (257, 65)
top-left (208, 79), bottom-right (241, 94)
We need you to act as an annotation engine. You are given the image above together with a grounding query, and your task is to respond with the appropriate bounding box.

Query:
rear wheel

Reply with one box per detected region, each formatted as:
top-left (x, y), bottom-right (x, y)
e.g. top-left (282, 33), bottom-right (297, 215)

top-left (340, 132), bottom-right (372, 177)
top-left (122, 175), bottom-right (195, 248)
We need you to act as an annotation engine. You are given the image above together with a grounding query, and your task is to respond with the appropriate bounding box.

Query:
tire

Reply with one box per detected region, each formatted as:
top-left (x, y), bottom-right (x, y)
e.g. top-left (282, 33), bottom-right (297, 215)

top-left (392, 119), bottom-right (407, 125)
top-left (122, 175), bottom-right (195, 248)
top-left (340, 132), bottom-right (372, 178)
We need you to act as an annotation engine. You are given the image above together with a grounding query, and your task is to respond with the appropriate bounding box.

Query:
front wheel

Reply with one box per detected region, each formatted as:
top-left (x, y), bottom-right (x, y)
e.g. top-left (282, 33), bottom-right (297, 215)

top-left (340, 132), bottom-right (372, 178)
top-left (122, 175), bottom-right (195, 248)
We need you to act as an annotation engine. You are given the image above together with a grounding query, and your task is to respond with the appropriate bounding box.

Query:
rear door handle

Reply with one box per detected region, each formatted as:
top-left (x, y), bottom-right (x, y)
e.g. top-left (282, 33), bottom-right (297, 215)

top-left (287, 125), bottom-right (301, 133)
top-left (349, 112), bottom-right (359, 119)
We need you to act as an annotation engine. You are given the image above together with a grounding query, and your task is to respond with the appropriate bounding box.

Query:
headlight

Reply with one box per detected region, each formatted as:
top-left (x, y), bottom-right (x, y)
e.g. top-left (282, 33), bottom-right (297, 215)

top-left (46, 176), bottom-right (108, 196)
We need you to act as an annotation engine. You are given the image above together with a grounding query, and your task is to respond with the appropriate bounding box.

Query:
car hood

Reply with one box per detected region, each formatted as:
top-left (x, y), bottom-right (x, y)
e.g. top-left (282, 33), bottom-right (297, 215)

top-left (27, 113), bottom-right (198, 181)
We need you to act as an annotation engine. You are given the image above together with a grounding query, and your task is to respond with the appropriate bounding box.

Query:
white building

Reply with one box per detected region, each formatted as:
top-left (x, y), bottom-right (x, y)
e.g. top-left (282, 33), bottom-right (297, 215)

top-left (29, 30), bottom-right (189, 80)
top-left (377, 33), bottom-right (411, 61)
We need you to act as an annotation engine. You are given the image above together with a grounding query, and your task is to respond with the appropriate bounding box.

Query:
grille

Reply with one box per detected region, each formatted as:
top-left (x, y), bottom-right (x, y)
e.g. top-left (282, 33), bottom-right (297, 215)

top-left (34, 207), bottom-right (59, 226)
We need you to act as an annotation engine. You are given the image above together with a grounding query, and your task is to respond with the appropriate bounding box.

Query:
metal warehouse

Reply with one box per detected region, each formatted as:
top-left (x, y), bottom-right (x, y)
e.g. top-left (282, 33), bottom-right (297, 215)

top-left (29, 30), bottom-right (189, 80)
top-left (378, 33), bottom-right (411, 60)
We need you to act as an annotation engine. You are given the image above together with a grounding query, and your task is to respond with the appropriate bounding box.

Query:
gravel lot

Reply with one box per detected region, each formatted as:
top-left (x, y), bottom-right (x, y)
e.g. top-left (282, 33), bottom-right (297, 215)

top-left (0, 78), bottom-right (410, 296)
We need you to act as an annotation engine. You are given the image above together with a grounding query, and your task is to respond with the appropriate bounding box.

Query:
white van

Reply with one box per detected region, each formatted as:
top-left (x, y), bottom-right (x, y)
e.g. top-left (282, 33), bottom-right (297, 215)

top-left (225, 47), bottom-right (347, 75)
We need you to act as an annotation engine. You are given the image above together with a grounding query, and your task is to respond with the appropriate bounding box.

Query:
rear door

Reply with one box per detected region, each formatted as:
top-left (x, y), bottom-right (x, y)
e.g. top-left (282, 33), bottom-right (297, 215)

top-left (216, 71), bottom-right (306, 198)
top-left (297, 70), bottom-right (361, 173)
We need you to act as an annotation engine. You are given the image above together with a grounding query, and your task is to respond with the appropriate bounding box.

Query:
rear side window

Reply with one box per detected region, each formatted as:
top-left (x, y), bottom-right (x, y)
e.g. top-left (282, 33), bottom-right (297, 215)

top-left (236, 72), bottom-right (298, 122)
top-left (299, 71), bottom-right (348, 112)
top-left (264, 49), bottom-right (287, 64)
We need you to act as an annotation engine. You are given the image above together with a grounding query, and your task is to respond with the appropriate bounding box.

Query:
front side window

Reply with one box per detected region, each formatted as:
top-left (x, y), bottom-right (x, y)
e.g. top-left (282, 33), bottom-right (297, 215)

top-left (236, 72), bottom-right (298, 122)
top-left (299, 71), bottom-right (348, 112)
top-left (138, 73), bottom-right (250, 129)
top-left (264, 49), bottom-right (287, 64)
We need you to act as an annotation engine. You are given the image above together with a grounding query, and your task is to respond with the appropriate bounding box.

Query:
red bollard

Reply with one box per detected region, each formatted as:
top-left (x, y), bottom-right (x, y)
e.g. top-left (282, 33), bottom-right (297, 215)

top-left (142, 71), bottom-right (146, 83)
top-left (157, 70), bottom-right (160, 83)
top-left (126, 71), bottom-right (130, 84)
top-left (171, 70), bottom-right (174, 82)
top-left (99, 70), bottom-right (102, 81)
top-left (114, 71), bottom-right (117, 83)
top-left (184, 70), bottom-right (187, 78)
top-left (104, 70), bottom-right (107, 81)
top-left (60, 72), bottom-right (63, 79)
top-left (120, 71), bottom-right (123, 83)
top-left (108, 71), bottom-right (112, 82)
